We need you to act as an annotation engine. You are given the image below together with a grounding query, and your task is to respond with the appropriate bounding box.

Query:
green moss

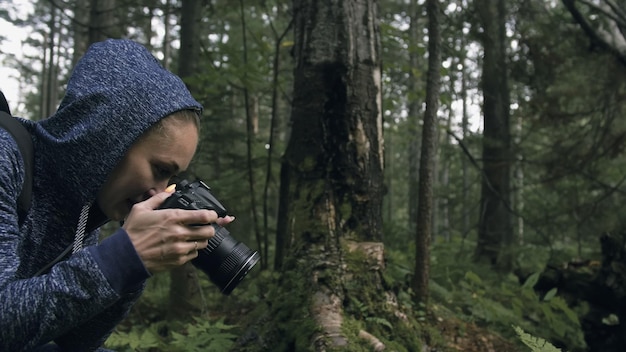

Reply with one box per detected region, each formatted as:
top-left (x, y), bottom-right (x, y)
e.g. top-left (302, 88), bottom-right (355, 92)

top-left (339, 241), bottom-right (425, 351)
top-left (339, 201), bottom-right (353, 222)
top-left (339, 317), bottom-right (378, 352)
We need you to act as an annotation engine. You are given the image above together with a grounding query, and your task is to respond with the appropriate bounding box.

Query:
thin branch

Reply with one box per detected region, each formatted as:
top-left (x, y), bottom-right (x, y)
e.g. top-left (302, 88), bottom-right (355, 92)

top-left (562, 0), bottom-right (626, 66)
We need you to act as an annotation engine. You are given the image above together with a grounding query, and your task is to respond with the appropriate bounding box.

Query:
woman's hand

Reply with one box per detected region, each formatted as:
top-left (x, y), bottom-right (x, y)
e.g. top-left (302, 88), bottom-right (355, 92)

top-left (122, 191), bottom-right (234, 273)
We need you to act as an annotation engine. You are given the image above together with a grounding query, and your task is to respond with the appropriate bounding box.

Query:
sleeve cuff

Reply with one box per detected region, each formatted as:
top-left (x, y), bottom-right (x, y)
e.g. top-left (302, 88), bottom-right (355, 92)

top-left (87, 228), bottom-right (151, 294)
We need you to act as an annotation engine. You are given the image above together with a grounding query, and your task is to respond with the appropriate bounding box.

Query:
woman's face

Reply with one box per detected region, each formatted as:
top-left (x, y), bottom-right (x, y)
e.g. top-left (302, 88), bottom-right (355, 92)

top-left (96, 117), bottom-right (199, 221)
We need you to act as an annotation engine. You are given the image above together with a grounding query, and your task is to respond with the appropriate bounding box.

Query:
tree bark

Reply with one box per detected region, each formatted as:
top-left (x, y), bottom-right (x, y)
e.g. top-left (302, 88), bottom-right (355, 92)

top-left (407, 1), bottom-right (423, 236)
top-left (474, 0), bottom-right (514, 270)
top-left (413, 0), bottom-right (441, 306)
top-left (238, 0), bottom-right (265, 269)
top-left (72, 0), bottom-right (90, 67)
top-left (162, 0), bottom-right (172, 69)
top-left (270, 21), bottom-right (294, 271)
top-left (88, 0), bottom-right (116, 44)
top-left (167, 0), bottom-right (205, 319)
top-left (178, 0), bottom-right (201, 78)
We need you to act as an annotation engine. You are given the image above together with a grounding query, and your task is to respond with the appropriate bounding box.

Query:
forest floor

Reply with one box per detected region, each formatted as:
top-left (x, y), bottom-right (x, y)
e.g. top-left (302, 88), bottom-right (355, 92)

top-left (436, 319), bottom-right (522, 352)
top-left (428, 308), bottom-right (523, 352)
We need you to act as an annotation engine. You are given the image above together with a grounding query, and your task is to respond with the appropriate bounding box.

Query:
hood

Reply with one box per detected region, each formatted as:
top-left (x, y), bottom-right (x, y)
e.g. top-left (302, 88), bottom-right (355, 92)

top-left (25, 39), bottom-right (202, 219)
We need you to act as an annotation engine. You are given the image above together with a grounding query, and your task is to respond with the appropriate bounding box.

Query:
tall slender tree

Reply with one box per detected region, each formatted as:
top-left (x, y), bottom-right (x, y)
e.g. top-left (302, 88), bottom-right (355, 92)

top-left (407, 0), bottom-right (424, 236)
top-left (88, 0), bottom-right (117, 44)
top-left (269, 18), bottom-right (293, 271)
top-left (41, 3), bottom-right (59, 119)
top-left (72, 0), bottom-right (90, 66)
top-left (238, 0), bottom-right (264, 269)
top-left (167, 0), bottom-right (207, 319)
top-left (413, 0), bottom-right (441, 306)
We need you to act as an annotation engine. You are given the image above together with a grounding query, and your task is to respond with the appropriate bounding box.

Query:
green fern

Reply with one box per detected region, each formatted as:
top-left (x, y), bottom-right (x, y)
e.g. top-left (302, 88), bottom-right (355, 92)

top-left (365, 316), bottom-right (393, 329)
top-left (104, 317), bottom-right (236, 352)
top-left (513, 325), bottom-right (562, 352)
top-left (105, 323), bottom-right (164, 351)
top-left (170, 317), bottom-right (237, 352)
top-left (349, 296), bottom-right (370, 318)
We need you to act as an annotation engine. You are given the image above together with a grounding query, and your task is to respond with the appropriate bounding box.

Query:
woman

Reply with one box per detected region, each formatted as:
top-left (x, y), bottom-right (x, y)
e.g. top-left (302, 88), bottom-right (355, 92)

top-left (0, 39), bottom-right (230, 351)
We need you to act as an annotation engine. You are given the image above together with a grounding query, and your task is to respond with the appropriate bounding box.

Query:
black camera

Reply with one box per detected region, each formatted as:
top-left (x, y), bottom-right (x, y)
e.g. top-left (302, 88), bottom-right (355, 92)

top-left (159, 179), bottom-right (260, 295)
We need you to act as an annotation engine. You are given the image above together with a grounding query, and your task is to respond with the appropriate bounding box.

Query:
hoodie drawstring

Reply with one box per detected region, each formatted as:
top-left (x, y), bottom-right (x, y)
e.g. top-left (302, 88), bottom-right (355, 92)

top-left (72, 203), bottom-right (90, 253)
top-left (34, 203), bottom-right (91, 276)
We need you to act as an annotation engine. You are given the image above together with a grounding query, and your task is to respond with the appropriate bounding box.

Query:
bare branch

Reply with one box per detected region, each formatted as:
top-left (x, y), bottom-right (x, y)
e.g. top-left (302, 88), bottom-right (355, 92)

top-left (562, 0), bottom-right (626, 66)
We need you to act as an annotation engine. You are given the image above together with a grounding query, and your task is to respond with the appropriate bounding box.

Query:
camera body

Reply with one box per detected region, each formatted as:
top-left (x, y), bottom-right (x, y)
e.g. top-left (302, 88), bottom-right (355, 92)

top-left (160, 179), bottom-right (259, 295)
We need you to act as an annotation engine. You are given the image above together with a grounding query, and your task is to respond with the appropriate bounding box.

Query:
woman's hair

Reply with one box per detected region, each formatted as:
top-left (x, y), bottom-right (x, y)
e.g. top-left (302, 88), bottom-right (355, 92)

top-left (145, 109), bottom-right (201, 138)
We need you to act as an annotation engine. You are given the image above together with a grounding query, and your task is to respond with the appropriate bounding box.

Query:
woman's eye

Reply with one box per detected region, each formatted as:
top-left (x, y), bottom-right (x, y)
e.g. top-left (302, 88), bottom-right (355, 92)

top-left (153, 165), bottom-right (172, 179)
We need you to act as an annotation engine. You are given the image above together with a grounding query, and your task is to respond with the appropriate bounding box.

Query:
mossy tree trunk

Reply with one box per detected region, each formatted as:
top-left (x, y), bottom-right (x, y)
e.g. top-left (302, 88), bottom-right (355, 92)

top-left (237, 0), bottom-right (419, 351)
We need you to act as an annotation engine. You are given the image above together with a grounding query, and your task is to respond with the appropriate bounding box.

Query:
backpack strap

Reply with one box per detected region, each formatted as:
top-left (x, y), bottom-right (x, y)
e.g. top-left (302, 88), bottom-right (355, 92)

top-left (0, 90), bottom-right (11, 115)
top-left (0, 92), bottom-right (34, 224)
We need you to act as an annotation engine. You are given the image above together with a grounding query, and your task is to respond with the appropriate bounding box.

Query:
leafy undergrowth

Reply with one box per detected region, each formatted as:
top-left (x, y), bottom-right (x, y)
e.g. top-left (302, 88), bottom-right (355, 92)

top-left (385, 238), bottom-right (589, 352)
top-left (105, 239), bottom-right (589, 351)
top-left (106, 273), bottom-right (526, 352)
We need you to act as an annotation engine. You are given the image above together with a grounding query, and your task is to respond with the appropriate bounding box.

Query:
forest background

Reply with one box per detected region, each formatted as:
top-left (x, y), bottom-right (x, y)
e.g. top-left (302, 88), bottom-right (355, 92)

top-left (1, 0), bottom-right (626, 351)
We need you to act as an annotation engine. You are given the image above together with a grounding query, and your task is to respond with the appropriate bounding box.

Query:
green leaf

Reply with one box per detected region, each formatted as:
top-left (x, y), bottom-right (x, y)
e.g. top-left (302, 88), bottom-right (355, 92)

top-left (513, 325), bottom-right (562, 352)
top-left (550, 297), bottom-right (580, 325)
top-left (543, 288), bottom-right (558, 301)
top-left (522, 273), bottom-right (540, 289)
top-left (464, 271), bottom-right (483, 285)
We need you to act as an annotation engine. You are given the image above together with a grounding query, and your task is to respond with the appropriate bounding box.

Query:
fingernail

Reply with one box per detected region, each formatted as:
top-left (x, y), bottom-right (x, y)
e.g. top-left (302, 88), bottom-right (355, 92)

top-left (165, 184), bottom-right (176, 193)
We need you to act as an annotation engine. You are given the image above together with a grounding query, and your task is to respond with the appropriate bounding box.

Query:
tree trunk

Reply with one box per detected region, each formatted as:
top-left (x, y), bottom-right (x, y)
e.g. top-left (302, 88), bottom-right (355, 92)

top-left (269, 21), bottom-right (293, 271)
top-left (474, 0), bottom-right (513, 270)
top-left (513, 110), bottom-right (524, 244)
top-left (238, 0), bottom-right (264, 269)
top-left (41, 5), bottom-right (58, 120)
top-left (236, 0), bottom-right (417, 350)
top-left (407, 0), bottom-right (423, 236)
top-left (72, 0), bottom-right (90, 67)
top-left (178, 0), bottom-right (201, 78)
top-left (88, 0), bottom-right (116, 44)
top-left (413, 0), bottom-right (441, 306)
top-left (441, 100), bottom-right (453, 242)
top-left (274, 160), bottom-right (291, 271)
top-left (460, 36), bottom-right (470, 236)
top-left (162, 0), bottom-right (172, 70)
top-left (167, 0), bottom-right (205, 319)
top-left (142, 5), bottom-right (155, 52)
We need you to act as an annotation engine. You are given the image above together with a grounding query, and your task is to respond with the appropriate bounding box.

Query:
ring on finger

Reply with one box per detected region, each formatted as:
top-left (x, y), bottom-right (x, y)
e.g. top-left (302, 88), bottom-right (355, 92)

top-left (194, 240), bottom-right (198, 251)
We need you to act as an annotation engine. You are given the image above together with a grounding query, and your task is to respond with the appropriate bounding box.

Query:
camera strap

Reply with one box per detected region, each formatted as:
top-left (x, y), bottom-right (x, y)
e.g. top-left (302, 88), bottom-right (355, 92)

top-left (0, 91), bottom-right (34, 225)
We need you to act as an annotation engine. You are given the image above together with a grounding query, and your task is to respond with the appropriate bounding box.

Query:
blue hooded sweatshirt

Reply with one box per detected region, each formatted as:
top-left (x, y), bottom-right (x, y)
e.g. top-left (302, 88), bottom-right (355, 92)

top-left (0, 39), bottom-right (202, 351)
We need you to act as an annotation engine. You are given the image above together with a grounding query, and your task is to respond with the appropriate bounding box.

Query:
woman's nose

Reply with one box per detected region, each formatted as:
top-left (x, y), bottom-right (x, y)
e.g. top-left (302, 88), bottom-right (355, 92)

top-left (146, 180), bottom-right (170, 197)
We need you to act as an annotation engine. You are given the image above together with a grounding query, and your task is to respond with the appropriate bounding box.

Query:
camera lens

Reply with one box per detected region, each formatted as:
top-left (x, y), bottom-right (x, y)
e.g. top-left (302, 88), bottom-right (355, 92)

top-left (191, 225), bottom-right (260, 295)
